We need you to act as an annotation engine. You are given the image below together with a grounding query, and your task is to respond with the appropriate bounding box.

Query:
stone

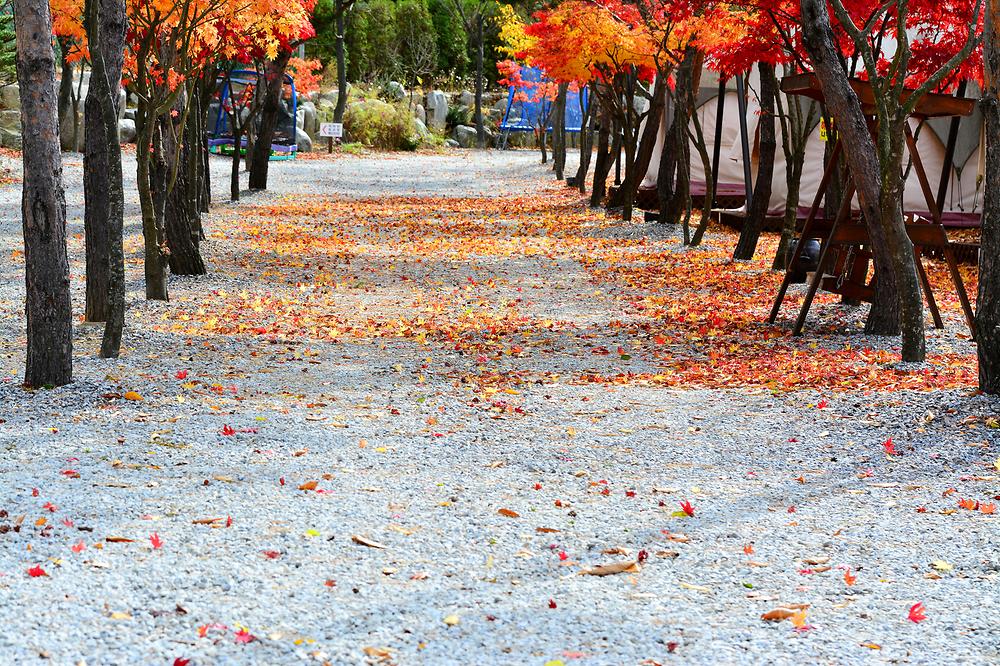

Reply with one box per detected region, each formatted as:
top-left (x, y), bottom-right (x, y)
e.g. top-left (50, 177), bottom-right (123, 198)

top-left (0, 127), bottom-right (21, 150)
top-left (0, 109), bottom-right (19, 132)
top-left (118, 118), bottom-right (136, 144)
top-left (295, 127), bottom-right (313, 153)
top-left (412, 117), bottom-right (429, 139)
top-left (123, 108), bottom-right (137, 121)
top-left (386, 81), bottom-right (406, 101)
top-left (300, 101), bottom-right (318, 135)
top-left (0, 85), bottom-right (19, 110)
top-left (296, 107), bottom-right (305, 130)
top-left (425, 90), bottom-right (448, 130)
top-left (445, 138), bottom-right (459, 148)
top-left (459, 90), bottom-right (475, 108)
top-left (453, 124), bottom-right (478, 148)
top-left (412, 104), bottom-right (425, 124)
top-left (117, 89), bottom-right (127, 120)
top-left (59, 111), bottom-right (83, 152)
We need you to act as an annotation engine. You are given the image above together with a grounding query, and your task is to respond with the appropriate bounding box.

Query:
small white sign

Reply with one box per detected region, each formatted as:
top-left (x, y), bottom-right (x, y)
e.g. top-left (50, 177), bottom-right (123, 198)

top-left (319, 122), bottom-right (343, 138)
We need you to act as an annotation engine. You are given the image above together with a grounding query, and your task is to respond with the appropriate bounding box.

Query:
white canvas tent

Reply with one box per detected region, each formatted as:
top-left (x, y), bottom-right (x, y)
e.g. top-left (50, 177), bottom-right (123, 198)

top-left (639, 68), bottom-right (985, 221)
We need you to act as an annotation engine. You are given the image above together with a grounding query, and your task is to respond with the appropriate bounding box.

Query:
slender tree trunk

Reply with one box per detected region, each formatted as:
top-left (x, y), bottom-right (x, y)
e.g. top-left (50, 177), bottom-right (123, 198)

top-left (136, 105), bottom-right (169, 300)
top-left (15, 0), bottom-right (72, 386)
top-left (575, 85), bottom-right (595, 193)
top-left (632, 74), bottom-right (666, 200)
top-left (83, 0), bottom-right (125, 356)
top-left (801, 0), bottom-right (924, 360)
top-left (335, 5), bottom-right (348, 123)
top-left (979, 0), bottom-right (1000, 391)
top-left (161, 99), bottom-right (205, 276)
top-left (57, 37), bottom-right (75, 151)
top-left (591, 96), bottom-right (612, 206)
top-left (734, 62), bottom-right (777, 260)
top-left (249, 50), bottom-right (291, 191)
top-left (474, 14), bottom-right (485, 149)
top-left (553, 83), bottom-right (567, 180)
top-left (231, 126), bottom-right (242, 201)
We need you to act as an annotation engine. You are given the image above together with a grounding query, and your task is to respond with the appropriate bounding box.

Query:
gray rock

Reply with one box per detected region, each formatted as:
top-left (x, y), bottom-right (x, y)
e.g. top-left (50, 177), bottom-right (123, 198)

top-left (412, 117), bottom-right (429, 139)
top-left (0, 127), bottom-right (21, 150)
top-left (123, 108), bottom-right (137, 121)
top-left (117, 89), bottom-right (127, 120)
top-left (59, 111), bottom-right (83, 152)
top-left (295, 127), bottom-right (313, 152)
top-left (445, 138), bottom-right (460, 148)
top-left (412, 104), bottom-right (426, 125)
top-left (0, 109), bottom-right (19, 132)
top-left (118, 118), bottom-right (136, 144)
top-left (296, 107), bottom-right (305, 130)
top-left (453, 124), bottom-right (478, 148)
top-left (386, 81), bottom-right (406, 101)
top-left (425, 90), bottom-right (448, 130)
top-left (0, 85), bottom-right (18, 110)
top-left (459, 90), bottom-right (475, 108)
top-left (300, 101), bottom-right (318, 135)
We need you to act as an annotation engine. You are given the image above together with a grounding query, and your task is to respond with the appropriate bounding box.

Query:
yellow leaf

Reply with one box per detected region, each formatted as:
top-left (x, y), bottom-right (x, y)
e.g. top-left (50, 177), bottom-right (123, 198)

top-left (443, 614), bottom-right (460, 626)
top-left (304, 529), bottom-right (321, 537)
top-left (124, 391), bottom-right (143, 401)
top-left (930, 560), bottom-right (953, 572)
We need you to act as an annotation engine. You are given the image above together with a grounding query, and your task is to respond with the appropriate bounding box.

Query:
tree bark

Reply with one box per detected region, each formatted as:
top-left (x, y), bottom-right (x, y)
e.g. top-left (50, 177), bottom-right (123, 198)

top-left (83, 0), bottom-right (125, 324)
top-left (248, 50), bottom-right (291, 191)
top-left (474, 13), bottom-right (485, 149)
top-left (800, 0), bottom-right (925, 361)
top-left (553, 83), bottom-right (567, 180)
top-left (979, 0), bottom-right (1000, 391)
top-left (574, 83), bottom-right (596, 193)
top-left (83, 0), bottom-right (125, 356)
top-left (591, 96), bottom-right (612, 206)
top-left (161, 97), bottom-right (205, 276)
top-left (734, 62), bottom-right (777, 260)
top-left (56, 37), bottom-right (75, 150)
top-left (631, 74), bottom-right (665, 202)
top-left (334, 4), bottom-right (348, 123)
top-left (15, 0), bottom-right (73, 386)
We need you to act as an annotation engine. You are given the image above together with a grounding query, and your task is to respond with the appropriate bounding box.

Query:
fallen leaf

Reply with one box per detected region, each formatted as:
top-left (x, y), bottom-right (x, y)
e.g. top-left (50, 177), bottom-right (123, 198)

top-left (351, 535), bottom-right (387, 549)
top-left (443, 614), bottom-right (460, 626)
top-left (298, 480), bottom-right (319, 491)
top-left (498, 508), bottom-right (520, 518)
top-left (580, 561), bottom-right (640, 576)
top-left (124, 391), bottom-right (144, 401)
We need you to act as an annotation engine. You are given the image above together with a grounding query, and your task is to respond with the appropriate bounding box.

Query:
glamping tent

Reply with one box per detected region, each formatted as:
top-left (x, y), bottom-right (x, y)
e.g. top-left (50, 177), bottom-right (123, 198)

top-left (638, 68), bottom-right (984, 226)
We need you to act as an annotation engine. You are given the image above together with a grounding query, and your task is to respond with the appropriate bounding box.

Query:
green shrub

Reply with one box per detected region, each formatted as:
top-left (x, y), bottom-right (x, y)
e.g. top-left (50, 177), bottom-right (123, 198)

top-left (344, 99), bottom-right (418, 151)
top-left (446, 105), bottom-right (470, 128)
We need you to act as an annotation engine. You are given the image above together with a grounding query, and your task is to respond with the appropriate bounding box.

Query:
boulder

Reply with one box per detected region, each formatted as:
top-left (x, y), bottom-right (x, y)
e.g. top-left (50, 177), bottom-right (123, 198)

top-left (118, 118), bottom-right (136, 143)
top-left (386, 81), bottom-right (406, 101)
top-left (412, 103), bottom-right (426, 124)
top-left (300, 100), bottom-right (318, 135)
top-left (425, 89), bottom-right (448, 130)
top-left (0, 109), bottom-right (19, 132)
top-left (123, 108), bottom-right (137, 121)
top-left (459, 90), bottom-right (475, 107)
top-left (453, 124), bottom-right (477, 148)
top-left (412, 117), bottom-right (430, 139)
top-left (117, 89), bottom-right (127, 120)
top-left (445, 138), bottom-right (459, 148)
top-left (0, 127), bottom-right (21, 150)
top-left (295, 127), bottom-right (313, 153)
top-left (296, 107), bottom-right (304, 130)
top-left (59, 111), bottom-right (83, 151)
top-left (0, 85), bottom-right (19, 110)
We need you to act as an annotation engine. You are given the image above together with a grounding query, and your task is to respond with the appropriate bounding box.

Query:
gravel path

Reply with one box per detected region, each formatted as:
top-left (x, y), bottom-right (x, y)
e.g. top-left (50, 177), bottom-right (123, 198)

top-left (0, 148), bottom-right (998, 665)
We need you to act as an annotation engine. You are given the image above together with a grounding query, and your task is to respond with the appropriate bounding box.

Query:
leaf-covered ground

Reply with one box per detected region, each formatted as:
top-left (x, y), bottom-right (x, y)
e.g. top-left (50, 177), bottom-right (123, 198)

top-left (0, 150), bottom-right (997, 664)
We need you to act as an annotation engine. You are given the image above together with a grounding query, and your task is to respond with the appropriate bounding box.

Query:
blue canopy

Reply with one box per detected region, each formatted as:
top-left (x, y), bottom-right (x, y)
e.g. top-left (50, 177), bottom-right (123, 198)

top-left (500, 67), bottom-right (588, 133)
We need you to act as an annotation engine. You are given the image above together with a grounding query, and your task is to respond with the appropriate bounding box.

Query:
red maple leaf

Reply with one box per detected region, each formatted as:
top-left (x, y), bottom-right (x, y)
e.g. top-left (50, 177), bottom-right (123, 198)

top-left (844, 568), bottom-right (857, 586)
top-left (908, 602), bottom-right (927, 623)
top-left (27, 565), bottom-right (47, 577)
top-left (679, 500), bottom-right (695, 517)
top-left (220, 424), bottom-right (236, 436)
top-left (262, 550), bottom-right (281, 559)
top-left (225, 515), bottom-right (233, 528)
top-left (743, 544), bottom-right (754, 555)
top-left (71, 540), bottom-right (86, 554)
top-left (637, 549), bottom-right (648, 563)
top-left (234, 628), bottom-right (256, 644)
top-left (150, 533), bottom-right (163, 549)
top-left (42, 502), bottom-right (57, 512)
top-left (883, 437), bottom-right (897, 456)
top-left (548, 599), bottom-right (557, 609)
top-left (173, 659), bottom-right (191, 666)
top-left (175, 370), bottom-right (189, 380)
top-left (816, 399), bottom-right (828, 409)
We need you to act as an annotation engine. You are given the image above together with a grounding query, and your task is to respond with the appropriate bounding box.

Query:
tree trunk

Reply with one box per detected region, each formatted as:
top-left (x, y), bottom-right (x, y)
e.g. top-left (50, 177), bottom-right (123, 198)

top-left (734, 62), bottom-right (777, 260)
top-left (83, 0), bottom-right (125, 356)
top-left (979, 0), bottom-right (1000, 391)
top-left (14, 0), bottom-right (73, 387)
top-left (83, 0), bottom-right (125, 324)
top-left (334, 5), bottom-right (348, 123)
top-left (553, 83), bottom-right (567, 180)
top-left (575, 84), bottom-right (595, 193)
top-left (136, 104), bottom-right (169, 300)
top-left (591, 96), bottom-right (612, 206)
top-left (161, 100), bottom-right (205, 276)
top-left (801, 0), bottom-right (925, 361)
top-left (231, 127), bottom-right (242, 201)
top-left (56, 37), bottom-right (75, 150)
top-left (474, 14), bottom-right (485, 149)
top-left (249, 50), bottom-right (291, 191)
top-left (632, 74), bottom-right (666, 201)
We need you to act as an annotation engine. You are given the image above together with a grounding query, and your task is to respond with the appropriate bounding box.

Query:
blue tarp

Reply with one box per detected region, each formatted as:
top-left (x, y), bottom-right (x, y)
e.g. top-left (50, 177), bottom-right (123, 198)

top-left (500, 67), bottom-right (588, 133)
